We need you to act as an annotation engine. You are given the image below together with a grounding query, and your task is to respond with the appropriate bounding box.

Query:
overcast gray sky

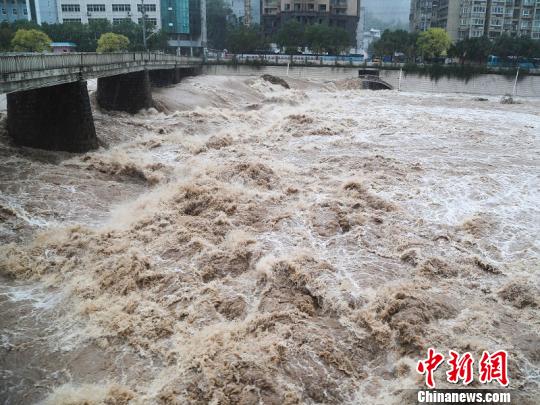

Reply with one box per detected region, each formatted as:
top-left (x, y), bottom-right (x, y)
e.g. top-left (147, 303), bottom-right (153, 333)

top-left (362, 0), bottom-right (410, 23)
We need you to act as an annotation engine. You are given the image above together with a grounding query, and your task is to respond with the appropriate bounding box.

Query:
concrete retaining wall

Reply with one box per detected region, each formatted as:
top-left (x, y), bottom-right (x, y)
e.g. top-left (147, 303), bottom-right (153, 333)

top-left (203, 65), bottom-right (540, 97)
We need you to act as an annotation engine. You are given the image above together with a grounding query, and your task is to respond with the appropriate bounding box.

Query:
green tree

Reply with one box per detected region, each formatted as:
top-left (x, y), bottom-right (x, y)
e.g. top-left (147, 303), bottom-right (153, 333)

top-left (275, 20), bottom-right (305, 53)
top-left (147, 29), bottom-right (169, 51)
top-left (11, 28), bottom-right (51, 52)
top-left (417, 28), bottom-right (452, 60)
top-left (371, 29), bottom-right (417, 61)
top-left (42, 22), bottom-right (92, 52)
top-left (449, 36), bottom-right (492, 64)
top-left (96, 32), bottom-right (130, 52)
top-left (207, 0), bottom-right (233, 49)
top-left (327, 26), bottom-right (351, 54)
top-left (305, 24), bottom-right (330, 54)
top-left (304, 24), bottom-right (352, 55)
top-left (0, 22), bottom-right (15, 51)
top-left (225, 25), bottom-right (265, 53)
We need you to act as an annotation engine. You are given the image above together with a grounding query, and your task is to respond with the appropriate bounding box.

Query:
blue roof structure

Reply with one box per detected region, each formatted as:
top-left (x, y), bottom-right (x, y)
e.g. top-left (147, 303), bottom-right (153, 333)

top-left (51, 42), bottom-right (77, 47)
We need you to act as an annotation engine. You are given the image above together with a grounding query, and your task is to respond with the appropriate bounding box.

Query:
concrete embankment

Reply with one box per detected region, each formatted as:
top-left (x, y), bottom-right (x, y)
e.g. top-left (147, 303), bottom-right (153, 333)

top-left (203, 64), bottom-right (540, 97)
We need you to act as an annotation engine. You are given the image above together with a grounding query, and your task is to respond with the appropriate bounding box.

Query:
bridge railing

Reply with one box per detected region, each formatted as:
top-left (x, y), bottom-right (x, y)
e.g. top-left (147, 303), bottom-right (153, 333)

top-left (0, 53), bottom-right (200, 74)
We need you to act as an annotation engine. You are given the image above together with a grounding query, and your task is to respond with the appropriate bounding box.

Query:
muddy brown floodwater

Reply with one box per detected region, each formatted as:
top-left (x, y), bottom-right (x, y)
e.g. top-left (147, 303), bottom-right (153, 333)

top-left (0, 76), bottom-right (539, 404)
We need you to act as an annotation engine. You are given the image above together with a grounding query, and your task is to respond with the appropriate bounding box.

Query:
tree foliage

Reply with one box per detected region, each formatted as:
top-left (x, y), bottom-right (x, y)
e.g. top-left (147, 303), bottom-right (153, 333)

top-left (207, 0), bottom-right (233, 50)
top-left (304, 24), bottom-right (351, 54)
top-left (448, 36), bottom-right (492, 64)
top-left (0, 20), bottom-right (168, 52)
top-left (372, 29), bottom-right (417, 61)
top-left (275, 20), bottom-right (305, 53)
top-left (448, 35), bottom-right (540, 64)
top-left (225, 25), bottom-right (266, 53)
top-left (96, 32), bottom-right (130, 52)
top-left (11, 28), bottom-right (51, 52)
top-left (417, 28), bottom-right (452, 59)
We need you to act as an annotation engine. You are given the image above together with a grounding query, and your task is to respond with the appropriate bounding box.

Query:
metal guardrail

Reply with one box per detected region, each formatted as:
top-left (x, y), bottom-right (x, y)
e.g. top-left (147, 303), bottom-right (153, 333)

top-left (0, 52), bottom-right (201, 74)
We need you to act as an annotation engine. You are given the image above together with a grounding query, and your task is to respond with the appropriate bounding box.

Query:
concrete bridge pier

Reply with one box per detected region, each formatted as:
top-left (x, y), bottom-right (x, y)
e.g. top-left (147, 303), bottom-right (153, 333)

top-left (149, 69), bottom-right (177, 87)
top-left (7, 80), bottom-right (98, 152)
top-left (97, 70), bottom-right (152, 113)
top-left (149, 67), bottom-right (201, 87)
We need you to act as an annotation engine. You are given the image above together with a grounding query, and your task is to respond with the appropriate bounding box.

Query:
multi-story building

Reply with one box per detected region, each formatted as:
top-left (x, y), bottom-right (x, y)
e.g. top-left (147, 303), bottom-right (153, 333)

top-left (230, 0), bottom-right (260, 25)
top-left (0, 0), bottom-right (30, 23)
top-left (261, 0), bottom-right (361, 44)
top-left (0, 0), bottom-right (58, 24)
top-left (410, 0), bottom-right (540, 41)
top-left (163, 0), bottom-right (203, 54)
top-left (55, 1), bottom-right (161, 28)
top-left (410, 0), bottom-right (438, 33)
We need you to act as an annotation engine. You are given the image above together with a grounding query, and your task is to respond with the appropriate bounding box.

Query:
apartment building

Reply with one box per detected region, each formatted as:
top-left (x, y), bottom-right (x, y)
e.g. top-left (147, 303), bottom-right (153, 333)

top-left (56, 0), bottom-right (161, 28)
top-left (410, 0), bottom-right (438, 32)
top-left (0, 0), bottom-right (30, 23)
top-left (0, 0), bottom-right (58, 24)
top-left (230, 0), bottom-right (261, 25)
top-left (410, 0), bottom-right (540, 40)
top-left (261, 0), bottom-right (361, 43)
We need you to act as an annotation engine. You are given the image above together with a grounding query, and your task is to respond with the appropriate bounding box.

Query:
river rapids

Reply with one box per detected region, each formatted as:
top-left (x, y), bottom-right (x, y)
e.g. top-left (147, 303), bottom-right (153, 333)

top-left (0, 75), bottom-right (539, 404)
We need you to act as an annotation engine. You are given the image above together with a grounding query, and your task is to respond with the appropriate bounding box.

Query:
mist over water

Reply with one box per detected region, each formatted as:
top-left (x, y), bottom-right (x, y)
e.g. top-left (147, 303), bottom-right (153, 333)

top-left (0, 76), bottom-right (539, 404)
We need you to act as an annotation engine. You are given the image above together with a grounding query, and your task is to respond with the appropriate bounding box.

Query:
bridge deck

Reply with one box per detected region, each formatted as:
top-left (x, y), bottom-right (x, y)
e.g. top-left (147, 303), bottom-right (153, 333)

top-left (0, 52), bottom-right (202, 94)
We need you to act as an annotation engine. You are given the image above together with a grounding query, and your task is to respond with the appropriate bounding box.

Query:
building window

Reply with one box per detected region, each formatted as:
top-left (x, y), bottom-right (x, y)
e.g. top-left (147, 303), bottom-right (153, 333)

top-left (285, 3), bottom-right (290, 10)
top-left (63, 18), bottom-right (82, 23)
top-left (61, 4), bottom-right (80, 12)
top-left (138, 17), bottom-right (157, 26)
top-left (294, 3), bottom-right (300, 11)
top-left (137, 4), bottom-right (156, 12)
top-left (12, 8), bottom-right (17, 15)
top-left (523, 9), bottom-right (530, 17)
top-left (308, 3), bottom-right (313, 10)
top-left (112, 4), bottom-right (131, 11)
top-left (113, 18), bottom-right (131, 24)
top-left (23, 7), bottom-right (27, 14)
top-left (88, 18), bottom-right (108, 23)
top-left (87, 4), bottom-right (106, 12)
top-left (319, 4), bottom-right (326, 11)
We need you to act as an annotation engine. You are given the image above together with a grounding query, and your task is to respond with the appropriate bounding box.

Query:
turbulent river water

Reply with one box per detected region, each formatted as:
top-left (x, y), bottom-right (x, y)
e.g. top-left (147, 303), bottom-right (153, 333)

top-left (0, 76), bottom-right (539, 404)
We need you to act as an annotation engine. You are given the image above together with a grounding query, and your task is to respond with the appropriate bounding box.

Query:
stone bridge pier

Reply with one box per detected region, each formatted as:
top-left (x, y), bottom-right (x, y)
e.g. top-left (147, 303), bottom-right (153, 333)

top-left (7, 80), bottom-right (98, 152)
top-left (96, 70), bottom-right (153, 114)
top-left (149, 67), bottom-right (201, 87)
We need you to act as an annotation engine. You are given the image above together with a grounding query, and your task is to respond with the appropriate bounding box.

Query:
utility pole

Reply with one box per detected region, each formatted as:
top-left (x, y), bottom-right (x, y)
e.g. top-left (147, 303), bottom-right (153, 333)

top-left (141, 0), bottom-right (147, 50)
top-left (244, 0), bottom-right (252, 26)
top-left (200, 0), bottom-right (207, 57)
top-left (512, 67), bottom-right (519, 96)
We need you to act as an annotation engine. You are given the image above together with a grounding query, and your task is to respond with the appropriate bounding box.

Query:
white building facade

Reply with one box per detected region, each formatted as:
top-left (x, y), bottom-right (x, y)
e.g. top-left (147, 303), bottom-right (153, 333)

top-left (57, 0), bottom-right (161, 28)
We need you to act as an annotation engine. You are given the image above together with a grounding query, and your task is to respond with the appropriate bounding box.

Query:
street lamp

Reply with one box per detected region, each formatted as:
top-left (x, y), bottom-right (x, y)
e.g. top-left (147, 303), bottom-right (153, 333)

top-left (201, 0), bottom-right (207, 58)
